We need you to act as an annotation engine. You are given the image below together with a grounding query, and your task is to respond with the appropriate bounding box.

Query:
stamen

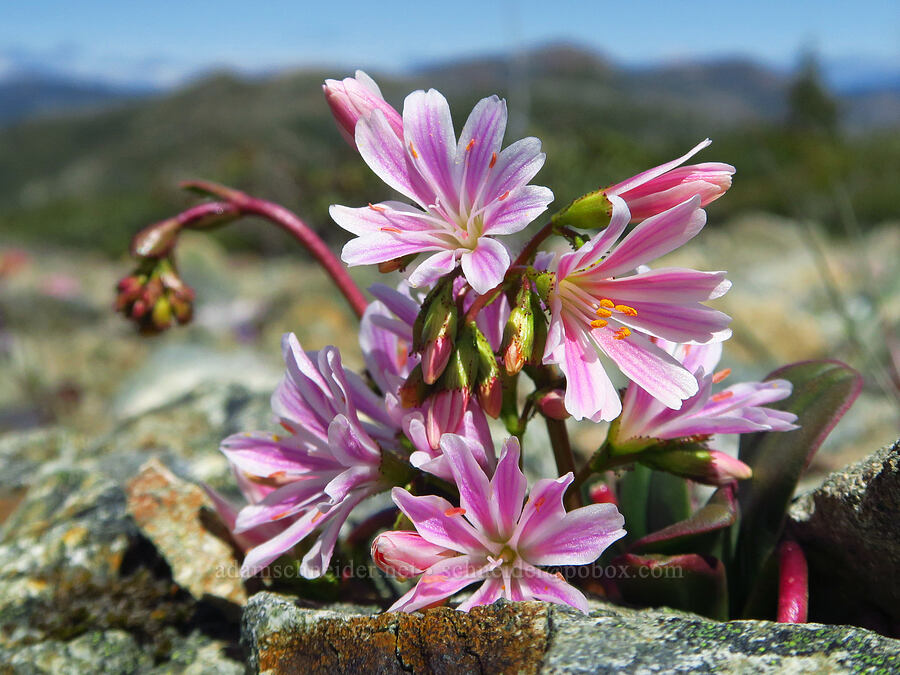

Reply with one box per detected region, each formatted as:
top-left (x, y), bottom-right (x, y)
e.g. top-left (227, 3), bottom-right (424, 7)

top-left (595, 307), bottom-right (612, 318)
top-left (368, 203), bottom-right (386, 212)
top-left (589, 319), bottom-right (608, 328)
top-left (466, 138), bottom-right (476, 152)
top-left (311, 510), bottom-right (324, 524)
top-left (711, 368), bottom-right (731, 384)
top-left (489, 151), bottom-right (497, 168)
top-left (409, 141), bottom-right (419, 159)
top-left (271, 434), bottom-right (281, 442)
top-left (444, 507), bottom-right (467, 517)
top-left (380, 226), bottom-right (403, 233)
top-left (498, 190), bottom-right (510, 201)
top-left (270, 510), bottom-right (292, 521)
top-left (613, 327), bottom-right (631, 340)
top-left (710, 390), bottom-right (734, 403)
top-left (280, 421), bottom-right (296, 434)
top-left (533, 497), bottom-right (546, 511)
top-left (598, 298), bottom-right (615, 309)
top-left (615, 304), bottom-right (638, 316)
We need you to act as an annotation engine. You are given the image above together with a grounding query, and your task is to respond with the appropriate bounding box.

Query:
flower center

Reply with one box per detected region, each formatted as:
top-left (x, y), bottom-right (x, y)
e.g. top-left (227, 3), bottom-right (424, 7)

top-left (559, 280), bottom-right (638, 341)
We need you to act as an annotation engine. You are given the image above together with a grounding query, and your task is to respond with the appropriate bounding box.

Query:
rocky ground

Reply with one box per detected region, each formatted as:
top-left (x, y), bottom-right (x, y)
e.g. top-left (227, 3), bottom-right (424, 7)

top-left (0, 216), bottom-right (898, 672)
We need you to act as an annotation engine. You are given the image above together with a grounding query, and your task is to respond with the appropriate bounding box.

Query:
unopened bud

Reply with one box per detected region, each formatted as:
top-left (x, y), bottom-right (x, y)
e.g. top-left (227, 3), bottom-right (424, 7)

top-left (440, 324), bottom-right (477, 403)
top-left (472, 323), bottom-right (502, 418)
top-left (550, 189), bottom-right (614, 230)
top-left (528, 293), bottom-right (548, 367)
top-left (531, 271), bottom-right (556, 304)
top-left (588, 482), bottom-right (618, 506)
top-left (425, 389), bottom-right (467, 449)
top-left (151, 296), bottom-right (173, 331)
top-left (371, 531), bottom-right (452, 579)
top-left (398, 364), bottom-right (427, 408)
top-left (640, 446), bottom-right (752, 486)
top-left (420, 283), bottom-right (457, 385)
top-left (378, 254), bottom-right (417, 273)
top-left (323, 71), bottom-right (403, 150)
top-left (131, 217), bottom-right (181, 258)
top-left (115, 256), bottom-right (195, 334)
top-left (538, 389), bottom-right (569, 420)
top-left (502, 279), bottom-right (534, 376)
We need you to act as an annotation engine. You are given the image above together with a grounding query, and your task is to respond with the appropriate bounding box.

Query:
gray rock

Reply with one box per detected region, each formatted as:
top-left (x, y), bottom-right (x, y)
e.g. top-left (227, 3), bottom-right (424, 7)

top-left (241, 592), bottom-right (900, 674)
top-left (788, 438), bottom-right (900, 633)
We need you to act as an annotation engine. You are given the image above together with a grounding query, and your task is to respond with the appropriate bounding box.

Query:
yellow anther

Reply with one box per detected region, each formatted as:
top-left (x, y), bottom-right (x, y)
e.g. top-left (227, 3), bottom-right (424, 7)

top-left (613, 327), bottom-right (631, 340)
top-left (595, 307), bottom-right (612, 318)
top-left (409, 142), bottom-right (419, 159)
top-left (615, 304), bottom-right (638, 316)
top-left (599, 298), bottom-right (615, 309)
top-left (589, 319), bottom-right (608, 328)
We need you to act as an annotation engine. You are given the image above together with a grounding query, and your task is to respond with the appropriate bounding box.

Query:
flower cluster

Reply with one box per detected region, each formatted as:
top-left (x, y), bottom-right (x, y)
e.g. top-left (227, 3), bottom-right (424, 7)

top-left (208, 71), bottom-right (799, 615)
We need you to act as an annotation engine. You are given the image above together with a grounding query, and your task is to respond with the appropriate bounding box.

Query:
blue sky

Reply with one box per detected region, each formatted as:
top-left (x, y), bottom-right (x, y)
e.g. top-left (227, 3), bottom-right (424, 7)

top-left (1, 0), bottom-right (898, 86)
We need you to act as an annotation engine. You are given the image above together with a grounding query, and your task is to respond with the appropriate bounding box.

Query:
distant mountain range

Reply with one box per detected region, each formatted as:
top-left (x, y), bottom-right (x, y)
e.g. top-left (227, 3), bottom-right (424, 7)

top-left (1, 44), bottom-right (898, 130)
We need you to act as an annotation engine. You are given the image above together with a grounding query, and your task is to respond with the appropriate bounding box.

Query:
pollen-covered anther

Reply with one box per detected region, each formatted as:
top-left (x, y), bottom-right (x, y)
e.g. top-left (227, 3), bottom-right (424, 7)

top-left (368, 203), bottom-right (386, 212)
top-left (614, 304), bottom-right (638, 316)
top-left (595, 307), bottom-right (612, 318)
top-left (710, 390), bottom-right (734, 403)
top-left (589, 319), bottom-right (608, 328)
top-left (613, 327), bottom-right (631, 340)
top-left (598, 298), bottom-right (615, 309)
top-left (444, 507), bottom-right (467, 517)
top-left (409, 141), bottom-right (419, 159)
top-left (380, 226), bottom-right (403, 233)
top-left (498, 190), bottom-right (510, 201)
top-left (711, 368), bottom-right (731, 384)
top-left (489, 151), bottom-right (497, 168)
top-left (466, 138), bottom-right (476, 151)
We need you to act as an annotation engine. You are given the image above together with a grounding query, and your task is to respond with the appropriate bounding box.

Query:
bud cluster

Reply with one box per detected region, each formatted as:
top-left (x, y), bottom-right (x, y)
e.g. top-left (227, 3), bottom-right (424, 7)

top-left (115, 257), bottom-right (195, 333)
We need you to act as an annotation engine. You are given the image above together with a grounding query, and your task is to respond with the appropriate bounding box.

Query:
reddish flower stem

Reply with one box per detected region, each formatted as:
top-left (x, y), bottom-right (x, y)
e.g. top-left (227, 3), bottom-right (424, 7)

top-left (179, 181), bottom-right (368, 318)
top-left (776, 540), bottom-right (809, 623)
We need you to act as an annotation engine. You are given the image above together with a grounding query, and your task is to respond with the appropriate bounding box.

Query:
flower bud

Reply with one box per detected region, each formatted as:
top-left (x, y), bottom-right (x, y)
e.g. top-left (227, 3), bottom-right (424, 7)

top-left (115, 257), bottom-right (195, 334)
top-left (527, 293), bottom-right (548, 367)
top-left (502, 279), bottom-right (534, 376)
top-left (398, 363), bottom-right (428, 408)
top-left (440, 324), bottom-right (477, 402)
top-left (323, 71), bottom-right (404, 150)
top-left (420, 283), bottom-right (457, 385)
top-left (538, 389), bottom-right (569, 420)
top-left (377, 253), bottom-right (417, 273)
top-left (472, 323), bottom-right (502, 418)
top-left (550, 189), bottom-right (614, 230)
top-left (425, 389), bottom-right (467, 450)
top-left (588, 482), bottom-right (618, 506)
top-left (371, 531), bottom-right (453, 580)
top-left (640, 446), bottom-right (752, 486)
top-left (610, 163), bottom-right (734, 222)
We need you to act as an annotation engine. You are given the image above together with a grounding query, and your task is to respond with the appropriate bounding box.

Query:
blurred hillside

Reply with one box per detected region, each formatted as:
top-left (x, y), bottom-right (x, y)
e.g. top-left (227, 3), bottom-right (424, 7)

top-left (0, 44), bottom-right (898, 255)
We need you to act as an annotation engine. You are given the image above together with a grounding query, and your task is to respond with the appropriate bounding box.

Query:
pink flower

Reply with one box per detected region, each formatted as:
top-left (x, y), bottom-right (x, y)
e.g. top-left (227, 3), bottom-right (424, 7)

top-left (323, 71), bottom-right (403, 150)
top-left (330, 89), bottom-right (554, 294)
top-left (542, 194), bottom-right (732, 423)
top-left (361, 282), bottom-right (507, 481)
top-left (373, 435), bottom-right (626, 613)
top-left (606, 139), bottom-right (735, 222)
top-left (613, 339), bottom-right (799, 451)
top-left (220, 333), bottom-right (397, 578)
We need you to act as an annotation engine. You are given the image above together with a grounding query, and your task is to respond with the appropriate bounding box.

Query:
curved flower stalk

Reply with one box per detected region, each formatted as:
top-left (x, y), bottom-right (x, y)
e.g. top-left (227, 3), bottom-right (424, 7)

top-left (330, 89), bottom-right (554, 293)
top-left (361, 282), bottom-right (506, 480)
top-left (612, 339), bottom-right (799, 452)
top-left (373, 435), bottom-right (626, 613)
top-left (606, 139), bottom-right (735, 222)
top-left (542, 194), bottom-right (732, 423)
top-left (220, 333), bottom-right (399, 578)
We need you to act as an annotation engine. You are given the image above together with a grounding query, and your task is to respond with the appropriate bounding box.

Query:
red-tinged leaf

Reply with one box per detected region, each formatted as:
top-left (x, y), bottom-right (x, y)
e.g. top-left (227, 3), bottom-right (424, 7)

top-left (734, 360), bottom-right (861, 616)
top-left (613, 552), bottom-right (729, 620)
top-left (631, 485), bottom-right (737, 555)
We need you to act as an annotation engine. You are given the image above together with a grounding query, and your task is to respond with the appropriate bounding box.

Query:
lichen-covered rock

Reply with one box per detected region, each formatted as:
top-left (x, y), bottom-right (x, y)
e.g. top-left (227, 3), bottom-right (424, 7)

top-left (126, 457), bottom-right (246, 608)
top-left (242, 592), bottom-right (900, 675)
top-left (788, 438), bottom-right (900, 634)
